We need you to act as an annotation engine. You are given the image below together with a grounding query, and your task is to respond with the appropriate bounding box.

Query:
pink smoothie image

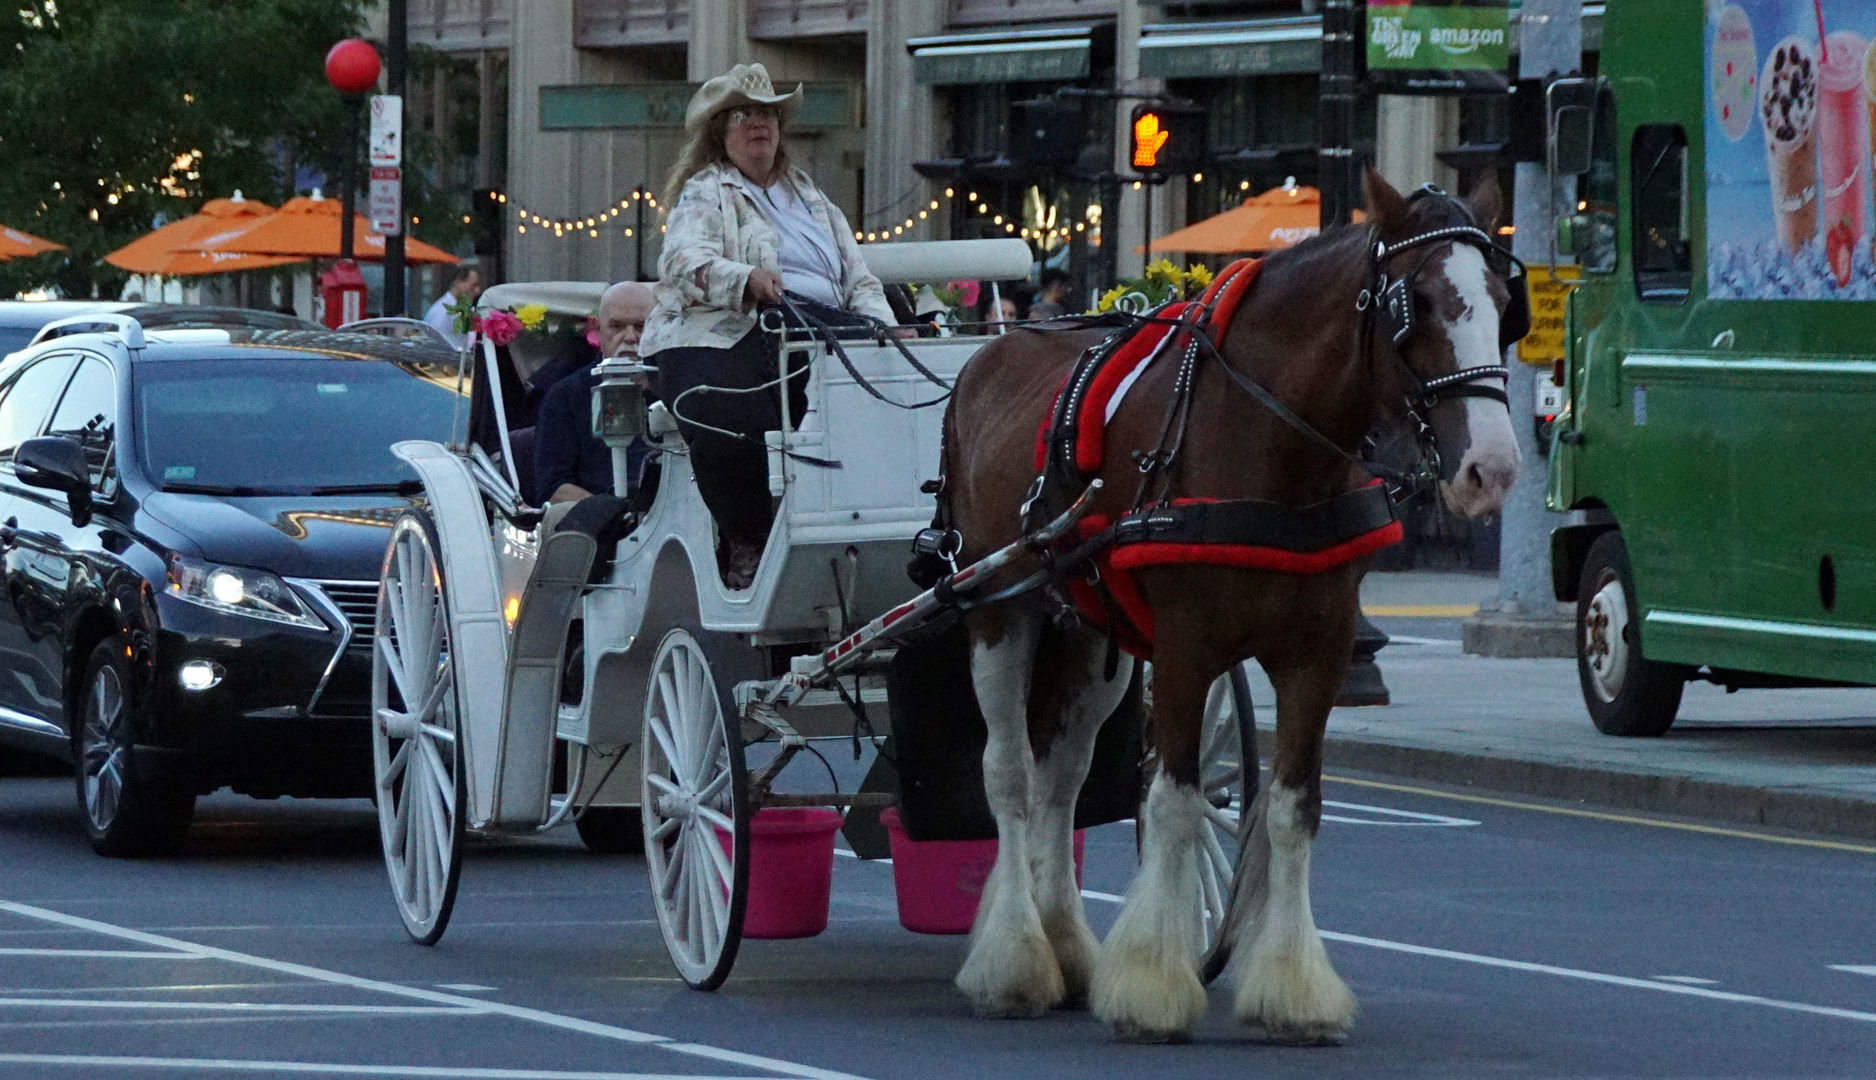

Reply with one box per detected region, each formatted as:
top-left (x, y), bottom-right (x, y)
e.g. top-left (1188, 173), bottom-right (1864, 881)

top-left (1760, 35), bottom-right (1820, 255)
top-left (1817, 30), bottom-right (1868, 285)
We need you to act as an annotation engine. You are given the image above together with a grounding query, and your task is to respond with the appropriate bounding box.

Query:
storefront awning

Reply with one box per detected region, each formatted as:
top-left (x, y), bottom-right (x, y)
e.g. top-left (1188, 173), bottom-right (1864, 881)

top-left (908, 27), bottom-right (1092, 86)
top-left (1139, 4), bottom-right (1602, 80)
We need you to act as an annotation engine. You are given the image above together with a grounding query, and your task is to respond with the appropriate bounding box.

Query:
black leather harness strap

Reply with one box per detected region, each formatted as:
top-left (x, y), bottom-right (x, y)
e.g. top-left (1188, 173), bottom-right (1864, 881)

top-left (1112, 484), bottom-right (1396, 551)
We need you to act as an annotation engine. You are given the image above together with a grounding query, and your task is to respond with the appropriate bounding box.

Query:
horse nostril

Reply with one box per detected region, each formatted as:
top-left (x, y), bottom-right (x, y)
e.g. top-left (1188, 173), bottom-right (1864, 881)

top-left (1464, 462), bottom-right (1485, 490)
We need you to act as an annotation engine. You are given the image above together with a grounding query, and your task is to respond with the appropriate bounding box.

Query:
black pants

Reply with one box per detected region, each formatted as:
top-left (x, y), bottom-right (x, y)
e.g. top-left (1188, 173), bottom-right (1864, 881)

top-left (651, 302), bottom-right (872, 549)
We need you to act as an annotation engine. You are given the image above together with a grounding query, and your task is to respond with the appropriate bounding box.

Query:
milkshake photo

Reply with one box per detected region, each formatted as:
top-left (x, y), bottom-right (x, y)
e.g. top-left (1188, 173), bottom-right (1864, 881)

top-left (1817, 30), bottom-right (1869, 283)
top-left (1761, 35), bottom-right (1820, 254)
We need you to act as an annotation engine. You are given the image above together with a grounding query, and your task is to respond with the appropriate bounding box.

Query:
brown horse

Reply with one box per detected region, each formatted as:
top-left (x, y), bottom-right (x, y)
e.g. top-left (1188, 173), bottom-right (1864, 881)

top-left (941, 171), bottom-right (1520, 1043)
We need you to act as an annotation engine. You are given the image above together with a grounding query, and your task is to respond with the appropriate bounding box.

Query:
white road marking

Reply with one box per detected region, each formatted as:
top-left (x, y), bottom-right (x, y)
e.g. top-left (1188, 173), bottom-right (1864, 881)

top-left (1318, 931), bottom-right (1876, 1025)
top-left (1651, 976), bottom-right (1720, 985)
top-left (0, 948), bottom-right (204, 959)
top-left (0, 1055), bottom-right (750, 1079)
top-left (1381, 635), bottom-right (1461, 647)
top-left (435, 983), bottom-right (497, 993)
top-left (1319, 801), bottom-right (1481, 827)
top-left (1831, 965), bottom-right (1876, 977)
top-left (0, 901), bottom-right (873, 1080)
top-left (1070, 891), bottom-right (1876, 1026)
top-left (0, 997), bottom-right (481, 1015)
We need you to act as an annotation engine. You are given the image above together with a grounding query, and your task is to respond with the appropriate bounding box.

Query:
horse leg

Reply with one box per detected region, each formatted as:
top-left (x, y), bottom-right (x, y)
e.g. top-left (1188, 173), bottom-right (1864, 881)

top-left (1231, 655), bottom-right (1357, 1045)
top-left (955, 608), bottom-right (1063, 1017)
top-left (1026, 629), bottom-right (1134, 1009)
top-left (1091, 650), bottom-right (1214, 1042)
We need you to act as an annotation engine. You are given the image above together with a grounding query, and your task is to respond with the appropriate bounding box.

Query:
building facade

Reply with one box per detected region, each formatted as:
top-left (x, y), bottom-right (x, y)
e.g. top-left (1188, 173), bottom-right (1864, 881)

top-left (406, 0), bottom-right (1600, 315)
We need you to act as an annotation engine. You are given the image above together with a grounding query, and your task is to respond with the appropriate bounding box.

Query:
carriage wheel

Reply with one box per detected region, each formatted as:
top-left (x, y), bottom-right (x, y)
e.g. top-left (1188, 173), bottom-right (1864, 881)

top-left (641, 628), bottom-right (750, 991)
top-left (1197, 663), bottom-right (1257, 985)
top-left (371, 511), bottom-right (467, 946)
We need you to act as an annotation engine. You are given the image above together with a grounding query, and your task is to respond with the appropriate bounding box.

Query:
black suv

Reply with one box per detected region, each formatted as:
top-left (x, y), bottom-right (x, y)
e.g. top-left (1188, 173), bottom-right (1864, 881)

top-left (0, 317), bottom-right (465, 855)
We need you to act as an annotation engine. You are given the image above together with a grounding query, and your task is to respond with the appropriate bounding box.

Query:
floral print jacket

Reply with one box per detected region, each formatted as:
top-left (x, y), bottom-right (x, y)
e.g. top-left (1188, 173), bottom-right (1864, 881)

top-left (640, 161), bottom-right (896, 355)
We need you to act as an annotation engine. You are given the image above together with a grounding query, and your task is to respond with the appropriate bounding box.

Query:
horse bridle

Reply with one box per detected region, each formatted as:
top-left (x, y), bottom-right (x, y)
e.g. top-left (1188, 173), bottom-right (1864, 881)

top-left (1360, 186), bottom-right (1531, 413)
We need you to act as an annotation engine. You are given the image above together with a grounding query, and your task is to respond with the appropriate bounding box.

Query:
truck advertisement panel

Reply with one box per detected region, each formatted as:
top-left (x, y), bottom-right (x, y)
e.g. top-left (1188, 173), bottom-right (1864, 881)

top-left (1708, 0), bottom-right (1876, 299)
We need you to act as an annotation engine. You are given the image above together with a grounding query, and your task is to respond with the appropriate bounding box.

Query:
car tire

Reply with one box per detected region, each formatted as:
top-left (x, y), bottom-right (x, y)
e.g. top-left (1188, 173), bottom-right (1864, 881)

top-left (1576, 531), bottom-right (1687, 737)
top-left (74, 640), bottom-right (195, 857)
top-left (576, 807), bottom-right (644, 855)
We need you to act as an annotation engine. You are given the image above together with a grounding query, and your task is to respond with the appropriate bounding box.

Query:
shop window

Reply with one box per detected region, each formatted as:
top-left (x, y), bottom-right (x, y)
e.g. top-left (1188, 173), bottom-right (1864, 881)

top-left (1631, 123), bottom-right (1691, 301)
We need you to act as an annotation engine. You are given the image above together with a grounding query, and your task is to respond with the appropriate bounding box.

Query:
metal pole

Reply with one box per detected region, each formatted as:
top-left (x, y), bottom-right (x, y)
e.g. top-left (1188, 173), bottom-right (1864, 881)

top-left (384, 0), bottom-right (407, 315)
top-left (1463, 0), bottom-right (1582, 658)
top-left (340, 96), bottom-right (359, 262)
top-left (634, 188), bottom-right (647, 281)
top-left (1318, 0), bottom-right (1360, 228)
top-left (1141, 179), bottom-right (1153, 265)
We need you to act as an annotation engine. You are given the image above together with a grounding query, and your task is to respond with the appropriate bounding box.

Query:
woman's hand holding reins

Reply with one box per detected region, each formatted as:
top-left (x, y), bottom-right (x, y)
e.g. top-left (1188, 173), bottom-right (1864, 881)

top-left (744, 268), bottom-right (785, 307)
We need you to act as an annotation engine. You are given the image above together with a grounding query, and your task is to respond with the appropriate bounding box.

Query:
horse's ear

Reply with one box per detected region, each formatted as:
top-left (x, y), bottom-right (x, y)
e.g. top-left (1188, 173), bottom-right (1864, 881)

top-left (1363, 167), bottom-right (1410, 232)
top-left (1468, 175), bottom-right (1505, 232)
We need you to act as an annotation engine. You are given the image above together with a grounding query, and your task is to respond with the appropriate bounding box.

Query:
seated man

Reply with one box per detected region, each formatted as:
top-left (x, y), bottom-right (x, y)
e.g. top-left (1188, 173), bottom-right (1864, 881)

top-left (535, 280), bottom-right (655, 504)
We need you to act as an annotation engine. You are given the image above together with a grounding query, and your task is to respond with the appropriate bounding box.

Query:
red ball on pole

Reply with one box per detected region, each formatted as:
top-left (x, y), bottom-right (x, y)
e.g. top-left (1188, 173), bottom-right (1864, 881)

top-left (324, 39), bottom-right (381, 95)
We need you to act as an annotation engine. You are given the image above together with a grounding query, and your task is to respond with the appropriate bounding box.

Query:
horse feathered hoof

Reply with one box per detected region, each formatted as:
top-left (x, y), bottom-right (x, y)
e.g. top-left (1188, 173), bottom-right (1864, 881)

top-left (1260, 1022), bottom-right (1352, 1047)
top-left (956, 929), bottom-right (1065, 1019)
top-left (1109, 1020), bottom-right (1194, 1045)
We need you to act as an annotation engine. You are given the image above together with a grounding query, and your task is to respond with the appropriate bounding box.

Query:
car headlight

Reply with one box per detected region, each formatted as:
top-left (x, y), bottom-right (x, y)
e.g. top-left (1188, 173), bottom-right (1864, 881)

top-left (166, 556), bottom-right (325, 630)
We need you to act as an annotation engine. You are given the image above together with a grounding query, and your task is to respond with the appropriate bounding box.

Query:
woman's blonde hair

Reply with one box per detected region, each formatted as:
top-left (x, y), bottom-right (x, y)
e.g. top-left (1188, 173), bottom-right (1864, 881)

top-left (662, 109), bottom-right (791, 210)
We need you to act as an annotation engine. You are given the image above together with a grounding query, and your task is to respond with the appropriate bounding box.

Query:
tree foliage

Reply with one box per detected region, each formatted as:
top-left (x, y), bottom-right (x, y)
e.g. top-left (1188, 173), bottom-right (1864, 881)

top-left (0, 0), bottom-right (371, 297)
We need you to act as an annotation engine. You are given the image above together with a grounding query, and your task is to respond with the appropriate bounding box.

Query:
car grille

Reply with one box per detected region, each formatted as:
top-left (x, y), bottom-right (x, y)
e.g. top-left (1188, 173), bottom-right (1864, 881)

top-left (315, 580), bottom-right (379, 654)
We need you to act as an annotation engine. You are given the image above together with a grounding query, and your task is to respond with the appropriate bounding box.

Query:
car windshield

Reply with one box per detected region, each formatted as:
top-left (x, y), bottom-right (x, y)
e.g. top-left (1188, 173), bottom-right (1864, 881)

top-left (135, 357), bottom-right (468, 495)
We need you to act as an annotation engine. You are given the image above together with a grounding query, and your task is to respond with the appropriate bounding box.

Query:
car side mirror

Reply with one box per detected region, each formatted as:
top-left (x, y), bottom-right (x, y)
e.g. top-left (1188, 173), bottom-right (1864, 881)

top-left (15, 436), bottom-right (92, 526)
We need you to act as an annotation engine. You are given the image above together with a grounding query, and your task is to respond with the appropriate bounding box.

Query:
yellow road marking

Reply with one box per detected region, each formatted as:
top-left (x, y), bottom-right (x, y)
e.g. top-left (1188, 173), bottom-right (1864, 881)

top-left (1362, 604), bottom-right (1478, 617)
top-left (1322, 774), bottom-right (1876, 856)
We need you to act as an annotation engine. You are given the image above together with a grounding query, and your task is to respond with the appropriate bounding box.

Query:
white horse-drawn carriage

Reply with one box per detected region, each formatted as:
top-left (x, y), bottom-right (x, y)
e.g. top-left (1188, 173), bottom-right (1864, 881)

top-left (365, 239), bottom-right (1255, 990)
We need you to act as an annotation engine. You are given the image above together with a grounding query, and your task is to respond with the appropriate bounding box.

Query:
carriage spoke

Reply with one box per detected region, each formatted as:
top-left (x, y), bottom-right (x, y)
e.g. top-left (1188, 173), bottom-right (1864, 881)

top-left (693, 767), bottom-right (731, 806)
top-left (420, 722), bottom-right (455, 744)
top-left (698, 817), bottom-right (733, 886)
top-left (645, 771), bottom-right (681, 798)
top-left (378, 635), bottom-right (417, 709)
top-left (648, 687), bottom-right (686, 777)
top-left (660, 834), bottom-right (688, 900)
top-left (418, 734), bottom-right (456, 816)
top-left (694, 803), bottom-right (735, 835)
top-left (378, 740), bottom-right (412, 791)
top-left (650, 815), bottom-right (681, 843)
top-left (1204, 804), bottom-right (1239, 833)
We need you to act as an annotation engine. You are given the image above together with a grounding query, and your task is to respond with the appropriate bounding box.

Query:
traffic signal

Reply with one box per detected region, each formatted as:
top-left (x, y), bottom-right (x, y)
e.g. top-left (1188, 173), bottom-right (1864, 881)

top-left (1009, 97), bottom-right (1087, 170)
top-left (1129, 104), bottom-right (1206, 178)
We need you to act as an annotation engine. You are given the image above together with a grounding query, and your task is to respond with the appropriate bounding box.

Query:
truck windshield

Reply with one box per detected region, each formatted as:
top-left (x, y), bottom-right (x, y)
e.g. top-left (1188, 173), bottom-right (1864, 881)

top-left (135, 357), bottom-right (468, 495)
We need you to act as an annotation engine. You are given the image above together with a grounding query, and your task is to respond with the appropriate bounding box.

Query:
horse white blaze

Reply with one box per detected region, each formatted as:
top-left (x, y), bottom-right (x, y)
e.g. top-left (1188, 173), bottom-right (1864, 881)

top-left (1436, 244), bottom-right (1521, 519)
top-left (1092, 771), bottom-right (1209, 1041)
top-left (1233, 780), bottom-right (1356, 1043)
top-left (956, 621), bottom-right (1065, 1017)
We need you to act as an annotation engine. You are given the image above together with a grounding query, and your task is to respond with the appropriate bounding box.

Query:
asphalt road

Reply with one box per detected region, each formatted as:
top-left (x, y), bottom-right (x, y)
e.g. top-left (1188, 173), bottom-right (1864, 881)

top-left (3, 754), bottom-right (1875, 1080)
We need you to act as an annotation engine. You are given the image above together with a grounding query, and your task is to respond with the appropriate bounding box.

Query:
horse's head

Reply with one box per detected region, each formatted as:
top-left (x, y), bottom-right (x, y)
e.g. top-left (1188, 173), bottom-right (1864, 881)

top-left (1363, 170), bottom-right (1523, 519)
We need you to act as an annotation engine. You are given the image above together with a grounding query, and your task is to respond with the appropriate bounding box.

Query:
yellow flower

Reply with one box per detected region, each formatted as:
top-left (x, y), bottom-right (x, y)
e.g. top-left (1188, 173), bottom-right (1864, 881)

top-left (1096, 284), bottom-right (1130, 313)
top-left (1184, 263), bottom-right (1213, 291)
top-left (1143, 259), bottom-right (1182, 288)
top-left (513, 303), bottom-right (548, 330)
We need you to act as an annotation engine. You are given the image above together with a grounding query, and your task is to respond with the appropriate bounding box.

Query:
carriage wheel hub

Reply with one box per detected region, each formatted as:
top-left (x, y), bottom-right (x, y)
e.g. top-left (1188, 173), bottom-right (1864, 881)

top-left (377, 708), bottom-right (420, 740)
top-left (656, 790), bottom-right (698, 819)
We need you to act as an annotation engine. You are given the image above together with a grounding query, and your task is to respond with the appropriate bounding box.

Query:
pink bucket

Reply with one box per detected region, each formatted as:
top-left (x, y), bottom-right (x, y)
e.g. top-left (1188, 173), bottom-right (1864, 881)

top-left (717, 808), bottom-right (843, 939)
top-left (880, 807), bottom-right (1084, 935)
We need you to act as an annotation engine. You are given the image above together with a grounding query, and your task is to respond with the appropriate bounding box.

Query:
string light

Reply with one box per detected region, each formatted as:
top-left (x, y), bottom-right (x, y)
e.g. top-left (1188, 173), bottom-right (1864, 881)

top-left (507, 188), bottom-right (658, 237)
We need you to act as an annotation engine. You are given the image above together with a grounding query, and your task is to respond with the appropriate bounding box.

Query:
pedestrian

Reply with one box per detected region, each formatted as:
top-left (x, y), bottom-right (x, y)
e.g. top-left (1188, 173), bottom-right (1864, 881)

top-left (423, 265), bottom-right (481, 348)
top-left (1027, 268), bottom-right (1071, 320)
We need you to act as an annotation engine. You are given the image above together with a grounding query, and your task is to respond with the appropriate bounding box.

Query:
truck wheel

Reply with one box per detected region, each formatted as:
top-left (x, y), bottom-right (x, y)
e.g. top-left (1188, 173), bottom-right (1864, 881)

top-left (1576, 532), bottom-right (1686, 737)
top-left (75, 640), bottom-right (195, 856)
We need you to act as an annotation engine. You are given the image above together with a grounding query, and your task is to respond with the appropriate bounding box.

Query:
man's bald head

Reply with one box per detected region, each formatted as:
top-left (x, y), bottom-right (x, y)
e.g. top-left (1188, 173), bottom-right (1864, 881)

top-left (598, 281), bottom-right (656, 358)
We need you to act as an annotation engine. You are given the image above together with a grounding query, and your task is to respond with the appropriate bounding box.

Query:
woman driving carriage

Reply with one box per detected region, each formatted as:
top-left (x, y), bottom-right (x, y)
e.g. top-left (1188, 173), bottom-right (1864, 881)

top-left (639, 63), bottom-right (901, 590)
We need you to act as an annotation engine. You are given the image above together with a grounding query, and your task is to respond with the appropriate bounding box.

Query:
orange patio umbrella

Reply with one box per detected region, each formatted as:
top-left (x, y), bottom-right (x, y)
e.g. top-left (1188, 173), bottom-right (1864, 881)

top-left (105, 194), bottom-right (304, 276)
top-left (1148, 184), bottom-right (1361, 255)
top-left (186, 194), bottom-right (459, 264)
top-left (0, 224), bottom-right (66, 260)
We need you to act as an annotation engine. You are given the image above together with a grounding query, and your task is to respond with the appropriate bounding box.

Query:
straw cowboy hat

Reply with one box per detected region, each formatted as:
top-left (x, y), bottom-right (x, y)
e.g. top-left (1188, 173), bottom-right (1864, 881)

top-left (685, 62), bottom-right (803, 132)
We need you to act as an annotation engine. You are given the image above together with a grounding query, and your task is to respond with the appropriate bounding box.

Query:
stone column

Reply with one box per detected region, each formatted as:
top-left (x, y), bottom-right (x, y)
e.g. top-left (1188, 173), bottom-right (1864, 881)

top-left (505, 0), bottom-right (578, 281)
top-left (864, 0), bottom-right (944, 236)
top-left (1375, 95), bottom-right (1459, 193)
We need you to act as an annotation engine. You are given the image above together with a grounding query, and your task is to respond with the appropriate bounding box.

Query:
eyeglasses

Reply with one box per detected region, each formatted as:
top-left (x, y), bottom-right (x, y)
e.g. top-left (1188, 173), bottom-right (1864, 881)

top-left (727, 106), bottom-right (781, 127)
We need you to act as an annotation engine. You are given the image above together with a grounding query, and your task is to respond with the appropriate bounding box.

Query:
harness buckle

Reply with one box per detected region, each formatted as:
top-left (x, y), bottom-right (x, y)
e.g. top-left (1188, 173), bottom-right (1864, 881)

top-left (1355, 288), bottom-right (1373, 312)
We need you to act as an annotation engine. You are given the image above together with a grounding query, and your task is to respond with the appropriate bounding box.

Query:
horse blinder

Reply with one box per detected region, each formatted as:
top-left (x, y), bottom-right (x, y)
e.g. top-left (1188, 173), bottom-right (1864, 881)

top-left (1498, 265), bottom-right (1532, 349)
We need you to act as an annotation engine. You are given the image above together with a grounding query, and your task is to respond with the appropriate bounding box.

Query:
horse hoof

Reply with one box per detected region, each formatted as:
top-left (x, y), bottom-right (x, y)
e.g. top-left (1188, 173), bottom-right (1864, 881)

top-left (973, 997), bottom-right (1052, 1020)
top-left (1110, 1021), bottom-right (1192, 1045)
top-left (1260, 1022), bottom-right (1350, 1047)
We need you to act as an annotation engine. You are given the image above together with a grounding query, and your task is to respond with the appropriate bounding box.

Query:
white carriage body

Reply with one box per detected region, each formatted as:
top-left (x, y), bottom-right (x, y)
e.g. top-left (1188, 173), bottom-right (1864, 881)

top-left (394, 239), bottom-right (1030, 832)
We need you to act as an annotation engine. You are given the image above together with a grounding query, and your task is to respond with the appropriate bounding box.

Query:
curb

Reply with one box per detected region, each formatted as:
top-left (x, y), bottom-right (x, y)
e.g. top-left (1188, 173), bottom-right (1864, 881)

top-left (1315, 732), bottom-right (1876, 842)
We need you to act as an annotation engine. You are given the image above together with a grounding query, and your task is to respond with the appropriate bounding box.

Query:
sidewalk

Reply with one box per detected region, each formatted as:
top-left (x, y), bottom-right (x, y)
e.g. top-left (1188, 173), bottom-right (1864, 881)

top-left (1239, 574), bottom-right (1876, 840)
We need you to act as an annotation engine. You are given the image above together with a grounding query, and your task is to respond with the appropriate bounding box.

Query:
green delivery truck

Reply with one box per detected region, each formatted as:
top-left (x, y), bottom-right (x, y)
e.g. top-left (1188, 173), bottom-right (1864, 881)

top-left (1546, 0), bottom-right (1876, 735)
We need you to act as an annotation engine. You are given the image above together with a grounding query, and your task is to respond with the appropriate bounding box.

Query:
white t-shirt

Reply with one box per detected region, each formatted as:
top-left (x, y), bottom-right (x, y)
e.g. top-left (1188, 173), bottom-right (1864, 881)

top-left (742, 177), bottom-right (843, 308)
top-left (424, 294), bottom-right (465, 348)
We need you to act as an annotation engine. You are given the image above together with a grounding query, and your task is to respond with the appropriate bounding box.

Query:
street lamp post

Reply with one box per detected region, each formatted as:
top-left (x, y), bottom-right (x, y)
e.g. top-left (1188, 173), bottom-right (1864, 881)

top-left (325, 39), bottom-right (381, 264)
top-left (384, 0), bottom-right (407, 316)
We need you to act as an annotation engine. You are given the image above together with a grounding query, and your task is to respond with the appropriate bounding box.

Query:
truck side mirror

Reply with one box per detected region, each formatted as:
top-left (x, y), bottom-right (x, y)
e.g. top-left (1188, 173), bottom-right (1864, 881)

top-left (1551, 105), bottom-right (1593, 177)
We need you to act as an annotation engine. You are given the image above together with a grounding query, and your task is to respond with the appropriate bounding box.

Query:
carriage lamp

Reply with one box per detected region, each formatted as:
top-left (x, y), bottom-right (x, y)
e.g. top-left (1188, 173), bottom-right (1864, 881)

top-left (592, 360), bottom-right (654, 444)
top-left (179, 660), bottom-right (224, 692)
